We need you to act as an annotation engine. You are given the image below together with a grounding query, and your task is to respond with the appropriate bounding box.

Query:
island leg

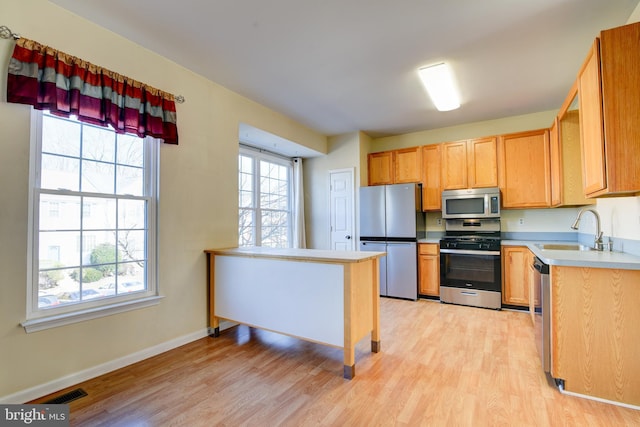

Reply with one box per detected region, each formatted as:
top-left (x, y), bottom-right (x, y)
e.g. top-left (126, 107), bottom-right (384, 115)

top-left (343, 351), bottom-right (356, 380)
top-left (371, 257), bottom-right (381, 353)
top-left (207, 252), bottom-right (220, 338)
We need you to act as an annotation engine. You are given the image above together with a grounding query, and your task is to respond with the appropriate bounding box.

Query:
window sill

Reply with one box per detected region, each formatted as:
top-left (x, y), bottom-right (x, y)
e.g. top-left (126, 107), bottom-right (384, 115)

top-left (21, 295), bottom-right (164, 333)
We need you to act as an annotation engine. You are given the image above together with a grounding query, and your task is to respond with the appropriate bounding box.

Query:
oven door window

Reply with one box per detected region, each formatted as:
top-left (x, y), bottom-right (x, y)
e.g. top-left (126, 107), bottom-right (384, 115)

top-left (440, 252), bottom-right (501, 292)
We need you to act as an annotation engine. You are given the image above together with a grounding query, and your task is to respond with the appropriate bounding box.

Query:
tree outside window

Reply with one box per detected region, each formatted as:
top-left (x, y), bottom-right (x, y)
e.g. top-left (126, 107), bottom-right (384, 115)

top-left (32, 112), bottom-right (156, 312)
top-left (238, 148), bottom-right (292, 248)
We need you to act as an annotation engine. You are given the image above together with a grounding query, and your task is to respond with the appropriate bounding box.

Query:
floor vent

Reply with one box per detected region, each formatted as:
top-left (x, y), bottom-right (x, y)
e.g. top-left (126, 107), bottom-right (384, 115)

top-left (44, 388), bottom-right (88, 405)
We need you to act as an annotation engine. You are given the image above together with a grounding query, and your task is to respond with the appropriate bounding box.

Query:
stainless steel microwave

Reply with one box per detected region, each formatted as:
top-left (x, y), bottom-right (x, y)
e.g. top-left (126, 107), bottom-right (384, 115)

top-left (441, 187), bottom-right (501, 219)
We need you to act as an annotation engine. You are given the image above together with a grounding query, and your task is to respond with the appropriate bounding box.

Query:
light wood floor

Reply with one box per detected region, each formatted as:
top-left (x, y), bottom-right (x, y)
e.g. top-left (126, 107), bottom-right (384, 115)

top-left (31, 299), bottom-right (640, 426)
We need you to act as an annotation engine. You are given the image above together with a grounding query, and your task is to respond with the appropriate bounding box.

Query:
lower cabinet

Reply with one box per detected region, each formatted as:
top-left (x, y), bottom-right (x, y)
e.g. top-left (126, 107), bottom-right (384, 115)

top-left (418, 243), bottom-right (440, 297)
top-left (551, 265), bottom-right (640, 406)
top-left (502, 246), bottom-right (535, 307)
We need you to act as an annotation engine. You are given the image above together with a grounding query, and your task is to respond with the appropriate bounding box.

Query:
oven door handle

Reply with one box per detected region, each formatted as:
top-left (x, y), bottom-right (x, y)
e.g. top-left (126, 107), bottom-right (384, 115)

top-left (440, 249), bottom-right (501, 256)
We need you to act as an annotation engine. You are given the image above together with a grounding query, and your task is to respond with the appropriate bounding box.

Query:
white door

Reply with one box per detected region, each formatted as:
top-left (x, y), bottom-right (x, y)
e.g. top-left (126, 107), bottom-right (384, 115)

top-left (329, 169), bottom-right (355, 251)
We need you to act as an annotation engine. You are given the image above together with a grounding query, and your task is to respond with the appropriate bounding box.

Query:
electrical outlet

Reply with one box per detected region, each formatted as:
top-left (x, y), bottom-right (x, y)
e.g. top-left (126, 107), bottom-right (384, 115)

top-left (437, 218), bottom-right (442, 226)
top-left (518, 218), bottom-right (525, 225)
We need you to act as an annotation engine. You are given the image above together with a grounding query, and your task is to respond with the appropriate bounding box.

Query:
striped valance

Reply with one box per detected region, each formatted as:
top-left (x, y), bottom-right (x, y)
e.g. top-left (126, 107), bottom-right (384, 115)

top-left (7, 38), bottom-right (178, 144)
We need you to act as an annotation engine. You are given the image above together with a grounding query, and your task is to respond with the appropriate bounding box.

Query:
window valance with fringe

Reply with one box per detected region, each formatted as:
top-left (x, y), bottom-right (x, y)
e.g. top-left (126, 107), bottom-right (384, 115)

top-left (7, 38), bottom-right (178, 144)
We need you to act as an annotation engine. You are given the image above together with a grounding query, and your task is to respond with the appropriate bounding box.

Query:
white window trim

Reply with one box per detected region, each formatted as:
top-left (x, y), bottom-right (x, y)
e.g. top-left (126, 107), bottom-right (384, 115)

top-left (21, 296), bottom-right (164, 333)
top-left (239, 145), bottom-right (293, 247)
top-left (23, 111), bottom-right (160, 332)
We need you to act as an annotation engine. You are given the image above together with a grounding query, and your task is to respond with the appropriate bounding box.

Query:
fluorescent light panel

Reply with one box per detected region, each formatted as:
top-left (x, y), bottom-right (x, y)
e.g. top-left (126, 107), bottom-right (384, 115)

top-left (418, 63), bottom-right (460, 111)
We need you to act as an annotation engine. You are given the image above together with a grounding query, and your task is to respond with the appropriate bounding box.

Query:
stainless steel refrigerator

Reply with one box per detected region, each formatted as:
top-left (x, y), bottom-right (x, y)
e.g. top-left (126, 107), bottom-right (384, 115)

top-left (359, 183), bottom-right (424, 300)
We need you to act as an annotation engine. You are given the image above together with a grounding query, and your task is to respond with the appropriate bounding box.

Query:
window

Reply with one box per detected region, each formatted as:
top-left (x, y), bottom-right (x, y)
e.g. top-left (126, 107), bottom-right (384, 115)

top-left (25, 111), bottom-right (159, 328)
top-left (239, 146), bottom-right (293, 248)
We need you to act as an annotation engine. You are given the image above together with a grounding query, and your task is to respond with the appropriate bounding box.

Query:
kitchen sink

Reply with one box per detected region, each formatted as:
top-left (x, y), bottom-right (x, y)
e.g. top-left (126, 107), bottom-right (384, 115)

top-left (536, 243), bottom-right (594, 251)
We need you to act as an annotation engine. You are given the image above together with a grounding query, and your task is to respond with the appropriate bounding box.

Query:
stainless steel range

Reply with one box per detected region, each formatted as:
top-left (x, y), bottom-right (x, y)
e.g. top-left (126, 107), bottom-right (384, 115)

top-left (439, 218), bottom-right (502, 310)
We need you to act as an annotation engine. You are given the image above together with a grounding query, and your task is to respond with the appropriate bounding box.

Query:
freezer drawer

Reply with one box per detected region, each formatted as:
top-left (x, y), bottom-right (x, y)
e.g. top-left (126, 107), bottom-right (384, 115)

top-left (386, 241), bottom-right (417, 300)
top-left (360, 241), bottom-right (387, 296)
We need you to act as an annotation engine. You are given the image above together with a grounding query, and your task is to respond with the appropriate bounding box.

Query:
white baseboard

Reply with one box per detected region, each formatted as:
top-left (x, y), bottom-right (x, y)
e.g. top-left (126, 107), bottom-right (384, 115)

top-left (0, 328), bottom-right (210, 404)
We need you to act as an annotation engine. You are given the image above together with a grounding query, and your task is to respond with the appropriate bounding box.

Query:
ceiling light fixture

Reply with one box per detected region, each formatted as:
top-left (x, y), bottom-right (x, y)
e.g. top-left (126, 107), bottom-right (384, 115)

top-left (418, 63), bottom-right (461, 112)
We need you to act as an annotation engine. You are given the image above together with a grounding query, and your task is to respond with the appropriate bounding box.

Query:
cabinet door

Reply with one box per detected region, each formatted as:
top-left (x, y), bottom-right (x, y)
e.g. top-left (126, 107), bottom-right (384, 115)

top-left (468, 137), bottom-right (498, 188)
top-left (549, 118), bottom-right (562, 206)
top-left (578, 39), bottom-right (607, 196)
top-left (502, 246), bottom-right (531, 307)
top-left (394, 147), bottom-right (422, 183)
top-left (498, 129), bottom-right (551, 208)
top-left (441, 140), bottom-right (468, 189)
top-left (552, 82), bottom-right (594, 207)
top-left (368, 151), bottom-right (394, 186)
top-left (421, 144), bottom-right (442, 211)
top-left (581, 22), bottom-right (640, 197)
top-left (418, 244), bottom-right (440, 296)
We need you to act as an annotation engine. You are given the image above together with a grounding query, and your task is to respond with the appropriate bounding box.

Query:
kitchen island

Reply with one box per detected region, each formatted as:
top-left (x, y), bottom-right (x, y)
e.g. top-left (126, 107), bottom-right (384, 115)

top-left (204, 247), bottom-right (385, 379)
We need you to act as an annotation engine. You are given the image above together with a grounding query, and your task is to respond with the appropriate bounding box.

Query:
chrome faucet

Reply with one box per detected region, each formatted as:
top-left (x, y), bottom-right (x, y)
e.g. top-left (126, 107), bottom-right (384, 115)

top-left (570, 208), bottom-right (604, 251)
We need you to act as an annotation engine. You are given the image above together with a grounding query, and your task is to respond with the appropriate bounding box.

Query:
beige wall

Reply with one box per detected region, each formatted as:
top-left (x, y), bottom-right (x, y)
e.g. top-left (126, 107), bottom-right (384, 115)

top-left (305, 132), bottom-right (366, 249)
top-left (371, 110), bottom-right (557, 152)
top-left (0, 0), bottom-right (326, 400)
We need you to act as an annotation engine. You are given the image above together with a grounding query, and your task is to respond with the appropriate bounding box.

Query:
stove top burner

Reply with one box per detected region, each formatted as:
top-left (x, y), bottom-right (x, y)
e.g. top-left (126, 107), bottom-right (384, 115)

top-left (440, 232), bottom-right (502, 251)
top-left (441, 234), bottom-right (501, 241)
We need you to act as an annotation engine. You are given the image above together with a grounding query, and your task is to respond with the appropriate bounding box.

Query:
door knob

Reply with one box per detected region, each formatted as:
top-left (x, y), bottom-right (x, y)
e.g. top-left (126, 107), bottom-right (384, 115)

top-left (345, 235), bottom-right (351, 239)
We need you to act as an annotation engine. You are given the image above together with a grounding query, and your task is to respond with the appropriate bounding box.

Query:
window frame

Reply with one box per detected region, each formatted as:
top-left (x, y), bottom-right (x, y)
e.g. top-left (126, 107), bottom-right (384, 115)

top-left (22, 110), bottom-right (162, 333)
top-left (239, 145), bottom-right (293, 248)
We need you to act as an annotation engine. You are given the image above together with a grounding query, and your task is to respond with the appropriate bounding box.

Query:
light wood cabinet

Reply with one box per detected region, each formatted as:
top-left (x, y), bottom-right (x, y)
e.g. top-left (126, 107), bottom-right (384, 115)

top-left (551, 265), bottom-right (640, 406)
top-left (550, 83), bottom-right (594, 207)
top-left (441, 141), bottom-right (468, 190)
top-left (368, 147), bottom-right (421, 186)
top-left (441, 137), bottom-right (498, 190)
top-left (549, 118), bottom-right (562, 207)
top-left (468, 137), bottom-right (499, 188)
top-left (393, 147), bottom-right (422, 184)
top-left (368, 151), bottom-right (394, 185)
top-left (577, 22), bottom-right (640, 197)
top-left (498, 129), bottom-right (551, 208)
top-left (502, 246), bottom-right (534, 307)
top-left (421, 144), bottom-right (442, 211)
top-left (418, 243), bottom-right (439, 297)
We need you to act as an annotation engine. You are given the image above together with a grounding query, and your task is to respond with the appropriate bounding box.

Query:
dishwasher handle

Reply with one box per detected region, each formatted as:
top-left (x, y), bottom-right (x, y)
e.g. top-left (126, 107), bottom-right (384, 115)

top-left (533, 257), bottom-right (549, 274)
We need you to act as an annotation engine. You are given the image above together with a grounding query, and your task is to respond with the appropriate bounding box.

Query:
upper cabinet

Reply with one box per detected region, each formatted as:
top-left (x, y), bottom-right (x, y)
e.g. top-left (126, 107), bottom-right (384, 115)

top-left (441, 137), bottom-right (498, 190)
top-left (421, 144), bottom-right (442, 211)
top-left (498, 129), bottom-right (551, 208)
top-left (394, 147), bottom-right (422, 184)
top-left (578, 22), bottom-right (640, 197)
top-left (441, 140), bottom-right (467, 189)
top-left (550, 83), bottom-right (594, 207)
top-left (367, 151), bottom-right (394, 185)
top-left (368, 146), bottom-right (422, 186)
top-left (468, 137), bottom-right (499, 188)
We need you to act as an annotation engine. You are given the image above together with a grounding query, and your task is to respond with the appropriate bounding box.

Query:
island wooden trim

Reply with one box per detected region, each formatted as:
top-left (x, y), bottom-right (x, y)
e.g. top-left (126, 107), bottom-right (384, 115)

top-left (204, 247), bottom-right (383, 265)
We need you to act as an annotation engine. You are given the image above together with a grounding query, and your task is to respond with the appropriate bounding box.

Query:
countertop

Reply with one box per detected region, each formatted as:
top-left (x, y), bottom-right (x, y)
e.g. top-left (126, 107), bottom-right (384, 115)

top-left (205, 247), bottom-right (386, 264)
top-left (503, 240), bottom-right (640, 270)
top-left (419, 237), bottom-right (640, 270)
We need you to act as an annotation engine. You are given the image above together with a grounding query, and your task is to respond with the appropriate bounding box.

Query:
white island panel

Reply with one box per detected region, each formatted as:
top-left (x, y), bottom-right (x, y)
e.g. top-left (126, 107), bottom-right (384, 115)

top-left (215, 255), bottom-right (345, 347)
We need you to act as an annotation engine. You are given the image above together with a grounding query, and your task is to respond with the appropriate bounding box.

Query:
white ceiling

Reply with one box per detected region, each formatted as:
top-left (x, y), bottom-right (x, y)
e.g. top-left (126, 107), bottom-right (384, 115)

top-left (52, 0), bottom-right (639, 141)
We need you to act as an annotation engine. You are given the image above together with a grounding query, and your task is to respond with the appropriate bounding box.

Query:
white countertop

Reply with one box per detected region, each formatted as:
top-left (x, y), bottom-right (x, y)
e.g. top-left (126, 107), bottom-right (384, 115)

top-left (205, 246), bottom-right (386, 263)
top-left (418, 238), bottom-right (441, 244)
top-left (503, 240), bottom-right (640, 270)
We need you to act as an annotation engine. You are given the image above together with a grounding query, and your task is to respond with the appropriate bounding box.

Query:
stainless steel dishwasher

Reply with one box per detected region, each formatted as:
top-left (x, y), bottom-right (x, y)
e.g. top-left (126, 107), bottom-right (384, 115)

top-left (533, 256), bottom-right (550, 373)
